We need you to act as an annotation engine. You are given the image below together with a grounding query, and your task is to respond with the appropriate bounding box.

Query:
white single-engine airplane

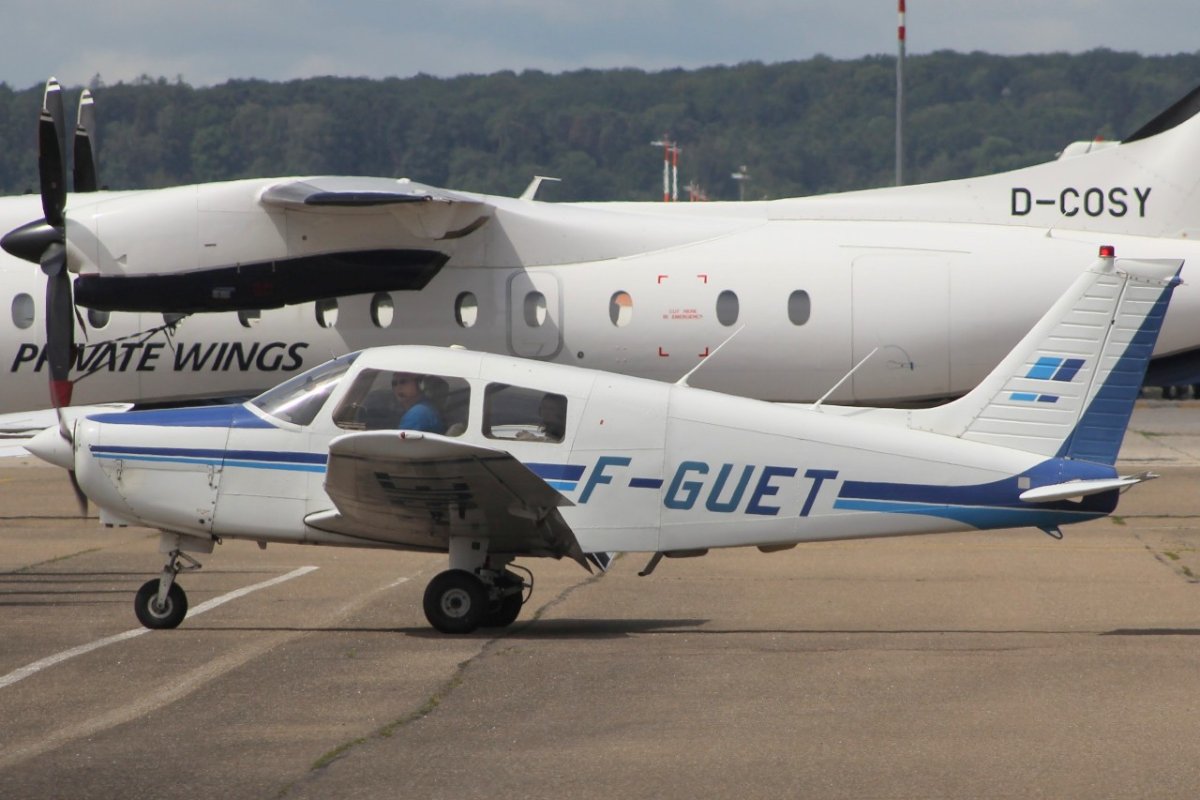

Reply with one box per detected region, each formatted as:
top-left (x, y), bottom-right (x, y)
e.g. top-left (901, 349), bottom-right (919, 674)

top-left (28, 248), bottom-right (1177, 633)
top-left (4, 81), bottom-right (1200, 414)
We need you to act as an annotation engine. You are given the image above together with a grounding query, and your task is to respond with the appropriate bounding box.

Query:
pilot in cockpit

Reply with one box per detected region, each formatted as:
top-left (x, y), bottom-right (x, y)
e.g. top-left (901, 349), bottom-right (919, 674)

top-left (388, 372), bottom-right (444, 433)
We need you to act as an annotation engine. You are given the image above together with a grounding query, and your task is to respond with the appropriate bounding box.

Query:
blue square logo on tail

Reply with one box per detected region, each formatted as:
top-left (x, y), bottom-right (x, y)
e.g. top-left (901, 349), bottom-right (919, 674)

top-left (1052, 358), bottom-right (1085, 381)
top-left (1022, 356), bottom-right (1085, 382)
top-left (1011, 356), bottom-right (1085, 402)
top-left (1025, 356), bottom-right (1062, 380)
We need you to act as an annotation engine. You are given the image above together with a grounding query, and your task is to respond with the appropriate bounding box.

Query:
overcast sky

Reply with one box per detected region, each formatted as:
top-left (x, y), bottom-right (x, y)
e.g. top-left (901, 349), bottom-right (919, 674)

top-left (4, 1), bottom-right (1197, 90)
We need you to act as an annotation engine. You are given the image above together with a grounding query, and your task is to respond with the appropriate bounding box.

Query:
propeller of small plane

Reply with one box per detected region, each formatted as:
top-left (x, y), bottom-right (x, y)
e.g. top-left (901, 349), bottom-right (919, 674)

top-left (1, 78), bottom-right (100, 516)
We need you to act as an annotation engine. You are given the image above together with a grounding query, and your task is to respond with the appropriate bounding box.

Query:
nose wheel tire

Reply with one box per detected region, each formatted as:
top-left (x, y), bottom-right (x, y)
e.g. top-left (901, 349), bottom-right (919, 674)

top-left (134, 579), bottom-right (188, 629)
top-left (423, 570), bottom-right (487, 634)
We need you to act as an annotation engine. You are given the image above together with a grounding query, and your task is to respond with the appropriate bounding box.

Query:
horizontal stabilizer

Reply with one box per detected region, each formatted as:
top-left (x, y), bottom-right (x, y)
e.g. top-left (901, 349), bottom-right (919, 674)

top-left (1018, 472), bottom-right (1158, 503)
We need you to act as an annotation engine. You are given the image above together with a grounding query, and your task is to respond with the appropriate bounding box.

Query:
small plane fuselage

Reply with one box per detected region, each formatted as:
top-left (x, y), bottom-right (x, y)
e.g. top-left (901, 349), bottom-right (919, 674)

top-left (66, 346), bottom-right (1119, 559)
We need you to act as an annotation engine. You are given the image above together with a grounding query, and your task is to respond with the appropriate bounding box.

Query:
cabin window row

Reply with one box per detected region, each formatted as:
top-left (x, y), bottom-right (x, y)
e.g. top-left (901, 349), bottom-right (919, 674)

top-left (7, 288), bottom-right (811, 333)
top-left (331, 371), bottom-right (567, 444)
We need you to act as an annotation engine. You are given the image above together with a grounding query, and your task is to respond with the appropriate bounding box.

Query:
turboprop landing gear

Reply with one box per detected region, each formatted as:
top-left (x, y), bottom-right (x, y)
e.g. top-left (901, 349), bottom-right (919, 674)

top-left (134, 548), bottom-right (201, 630)
top-left (421, 538), bottom-right (531, 634)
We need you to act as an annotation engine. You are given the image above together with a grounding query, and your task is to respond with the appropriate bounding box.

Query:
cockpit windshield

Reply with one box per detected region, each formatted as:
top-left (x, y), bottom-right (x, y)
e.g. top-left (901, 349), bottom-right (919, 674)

top-left (250, 351), bottom-right (361, 426)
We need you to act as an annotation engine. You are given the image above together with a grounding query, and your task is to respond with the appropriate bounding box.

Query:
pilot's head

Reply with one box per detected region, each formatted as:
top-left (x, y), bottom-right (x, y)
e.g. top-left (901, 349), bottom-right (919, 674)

top-left (391, 372), bottom-right (424, 405)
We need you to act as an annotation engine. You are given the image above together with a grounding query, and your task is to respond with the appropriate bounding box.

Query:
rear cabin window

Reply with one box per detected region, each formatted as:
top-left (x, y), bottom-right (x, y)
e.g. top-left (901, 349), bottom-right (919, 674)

top-left (483, 384), bottom-right (567, 443)
top-left (332, 369), bottom-right (469, 436)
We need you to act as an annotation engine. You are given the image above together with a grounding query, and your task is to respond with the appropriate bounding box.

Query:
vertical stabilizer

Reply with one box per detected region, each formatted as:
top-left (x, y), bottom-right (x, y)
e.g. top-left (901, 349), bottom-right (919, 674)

top-left (911, 252), bottom-right (1182, 464)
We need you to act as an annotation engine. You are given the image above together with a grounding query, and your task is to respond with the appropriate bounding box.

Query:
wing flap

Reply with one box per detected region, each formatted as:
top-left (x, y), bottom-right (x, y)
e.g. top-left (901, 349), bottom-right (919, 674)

top-left (316, 431), bottom-right (588, 566)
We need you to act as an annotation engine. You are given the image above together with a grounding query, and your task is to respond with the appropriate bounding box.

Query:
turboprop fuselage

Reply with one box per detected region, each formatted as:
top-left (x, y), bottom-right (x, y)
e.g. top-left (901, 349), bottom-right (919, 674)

top-left (4, 85), bottom-right (1200, 412)
top-left (3, 192), bottom-right (1200, 413)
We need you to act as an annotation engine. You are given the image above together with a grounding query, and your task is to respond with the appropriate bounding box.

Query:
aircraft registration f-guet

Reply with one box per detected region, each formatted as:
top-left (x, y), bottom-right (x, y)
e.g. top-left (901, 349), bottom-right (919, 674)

top-left (5, 80), bottom-right (1200, 415)
top-left (28, 249), bottom-right (1177, 633)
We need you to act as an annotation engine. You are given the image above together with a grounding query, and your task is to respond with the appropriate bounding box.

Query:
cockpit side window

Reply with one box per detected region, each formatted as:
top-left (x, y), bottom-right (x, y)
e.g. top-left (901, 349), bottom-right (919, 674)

top-left (332, 369), bottom-right (470, 436)
top-left (250, 351), bottom-right (359, 426)
top-left (483, 383), bottom-right (567, 443)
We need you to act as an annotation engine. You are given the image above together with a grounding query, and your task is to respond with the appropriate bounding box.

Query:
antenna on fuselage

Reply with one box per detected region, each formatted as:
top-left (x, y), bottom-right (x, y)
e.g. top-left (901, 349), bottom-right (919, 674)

top-left (811, 348), bottom-right (879, 412)
top-left (811, 343), bottom-right (912, 410)
top-left (674, 325), bottom-right (746, 387)
top-left (519, 176), bottom-right (561, 201)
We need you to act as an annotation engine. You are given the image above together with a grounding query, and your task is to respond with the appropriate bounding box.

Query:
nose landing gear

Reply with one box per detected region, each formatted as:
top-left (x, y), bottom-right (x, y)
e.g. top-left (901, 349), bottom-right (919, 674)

top-left (134, 548), bottom-right (202, 630)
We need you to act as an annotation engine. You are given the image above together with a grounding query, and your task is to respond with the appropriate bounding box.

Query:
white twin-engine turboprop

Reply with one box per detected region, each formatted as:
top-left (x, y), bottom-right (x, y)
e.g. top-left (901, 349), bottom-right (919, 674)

top-left (28, 249), bottom-right (1179, 633)
top-left (4, 81), bottom-right (1200, 415)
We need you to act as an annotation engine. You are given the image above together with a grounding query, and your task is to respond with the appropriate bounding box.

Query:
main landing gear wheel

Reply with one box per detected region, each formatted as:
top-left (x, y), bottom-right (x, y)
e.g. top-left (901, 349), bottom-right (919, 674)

top-left (134, 579), bottom-right (188, 629)
top-left (423, 570), bottom-right (488, 634)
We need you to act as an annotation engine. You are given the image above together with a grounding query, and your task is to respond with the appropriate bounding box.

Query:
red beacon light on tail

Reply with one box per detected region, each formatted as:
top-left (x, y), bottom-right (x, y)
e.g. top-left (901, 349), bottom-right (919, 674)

top-left (1099, 245), bottom-right (1116, 257)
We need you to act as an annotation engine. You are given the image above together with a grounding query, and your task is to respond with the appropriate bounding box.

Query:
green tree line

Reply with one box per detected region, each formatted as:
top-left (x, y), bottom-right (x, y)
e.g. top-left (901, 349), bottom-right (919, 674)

top-left (0, 49), bottom-right (1197, 202)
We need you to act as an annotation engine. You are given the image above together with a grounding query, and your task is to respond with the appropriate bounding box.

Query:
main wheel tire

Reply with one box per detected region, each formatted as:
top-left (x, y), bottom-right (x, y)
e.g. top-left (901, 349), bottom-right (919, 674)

top-left (423, 570), bottom-right (488, 634)
top-left (134, 579), bottom-right (188, 629)
top-left (482, 590), bottom-right (524, 628)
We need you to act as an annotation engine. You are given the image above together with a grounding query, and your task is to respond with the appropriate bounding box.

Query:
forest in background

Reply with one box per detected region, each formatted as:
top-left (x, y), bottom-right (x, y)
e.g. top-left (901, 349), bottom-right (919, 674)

top-left (0, 49), bottom-right (1198, 202)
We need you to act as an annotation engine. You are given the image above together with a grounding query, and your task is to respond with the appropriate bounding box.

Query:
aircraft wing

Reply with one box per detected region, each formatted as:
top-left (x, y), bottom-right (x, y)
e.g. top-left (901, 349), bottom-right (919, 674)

top-left (259, 176), bottom-right (484, 208)
top-left (306, 430), bottom-right (590, 568)
top-left (260, 176), bottom-right (490, 241)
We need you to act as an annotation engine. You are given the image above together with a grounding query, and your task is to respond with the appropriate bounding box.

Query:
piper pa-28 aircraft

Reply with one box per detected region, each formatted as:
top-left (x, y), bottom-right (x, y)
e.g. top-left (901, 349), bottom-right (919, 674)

top-left (28, 248), bottom-right (1177, 633)
top-left (5, 82), bottom-right (1200, 415)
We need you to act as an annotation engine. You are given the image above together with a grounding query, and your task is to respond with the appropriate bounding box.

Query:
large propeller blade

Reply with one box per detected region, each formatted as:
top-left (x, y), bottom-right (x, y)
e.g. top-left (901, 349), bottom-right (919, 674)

top-left (43, 240), bottom-right (73, 408)
top-left (37, 78), bottom-right (67, 227)
top-left (38, 80), bottom-right (73, 409)
top-left (73, 89), bottom-right (98, 193)
top-left (0, 78), bottom-right (99, 410)
top-left (2, 78), bottom-right (102, 517)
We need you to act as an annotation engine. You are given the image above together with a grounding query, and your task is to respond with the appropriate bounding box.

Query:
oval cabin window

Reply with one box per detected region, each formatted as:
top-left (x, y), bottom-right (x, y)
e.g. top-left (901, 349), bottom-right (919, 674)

top-left (788, 290), bottom-right (811, 325)
top-left (609, 291), bottom-right (633, 327)
top-left (455, 292), bottom-right (478, 328)
top-left (11, 294), bottom-right (34, 330)
top-left (524, 291), bottom-right (547, 327)
top-left (716, 290), bottom-right (739, 326)
top-left (315, 298), bottom-right (339, 329)
top-left (370, 293), bottom-right (394, 328)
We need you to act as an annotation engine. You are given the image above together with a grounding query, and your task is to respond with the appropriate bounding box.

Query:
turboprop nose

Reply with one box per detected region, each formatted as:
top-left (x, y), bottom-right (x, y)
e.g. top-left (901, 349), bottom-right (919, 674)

top-left (26, 425), bottom-right (74, 470)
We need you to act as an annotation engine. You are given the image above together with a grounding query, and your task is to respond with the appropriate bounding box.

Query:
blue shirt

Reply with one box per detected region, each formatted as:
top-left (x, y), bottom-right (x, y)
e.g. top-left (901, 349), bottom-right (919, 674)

top-left (398, 400), bottom-right (444, 433)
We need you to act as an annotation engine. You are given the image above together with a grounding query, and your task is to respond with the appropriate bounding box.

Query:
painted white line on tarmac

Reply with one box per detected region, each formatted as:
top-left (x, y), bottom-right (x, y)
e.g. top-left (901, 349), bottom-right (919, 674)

top-left (0, 565), bottom-right (319, 691)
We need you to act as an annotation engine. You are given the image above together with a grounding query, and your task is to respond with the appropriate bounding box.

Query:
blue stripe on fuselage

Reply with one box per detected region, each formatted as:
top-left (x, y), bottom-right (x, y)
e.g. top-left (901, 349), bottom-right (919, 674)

top-left (90, 445), bottom-right (326, 473)
top-left (527, 463), bottom-right (585, 481)
top-left (89, 404), bottom-right (276, 429)
top-left (833, 458), bottom-right (1120, 529)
